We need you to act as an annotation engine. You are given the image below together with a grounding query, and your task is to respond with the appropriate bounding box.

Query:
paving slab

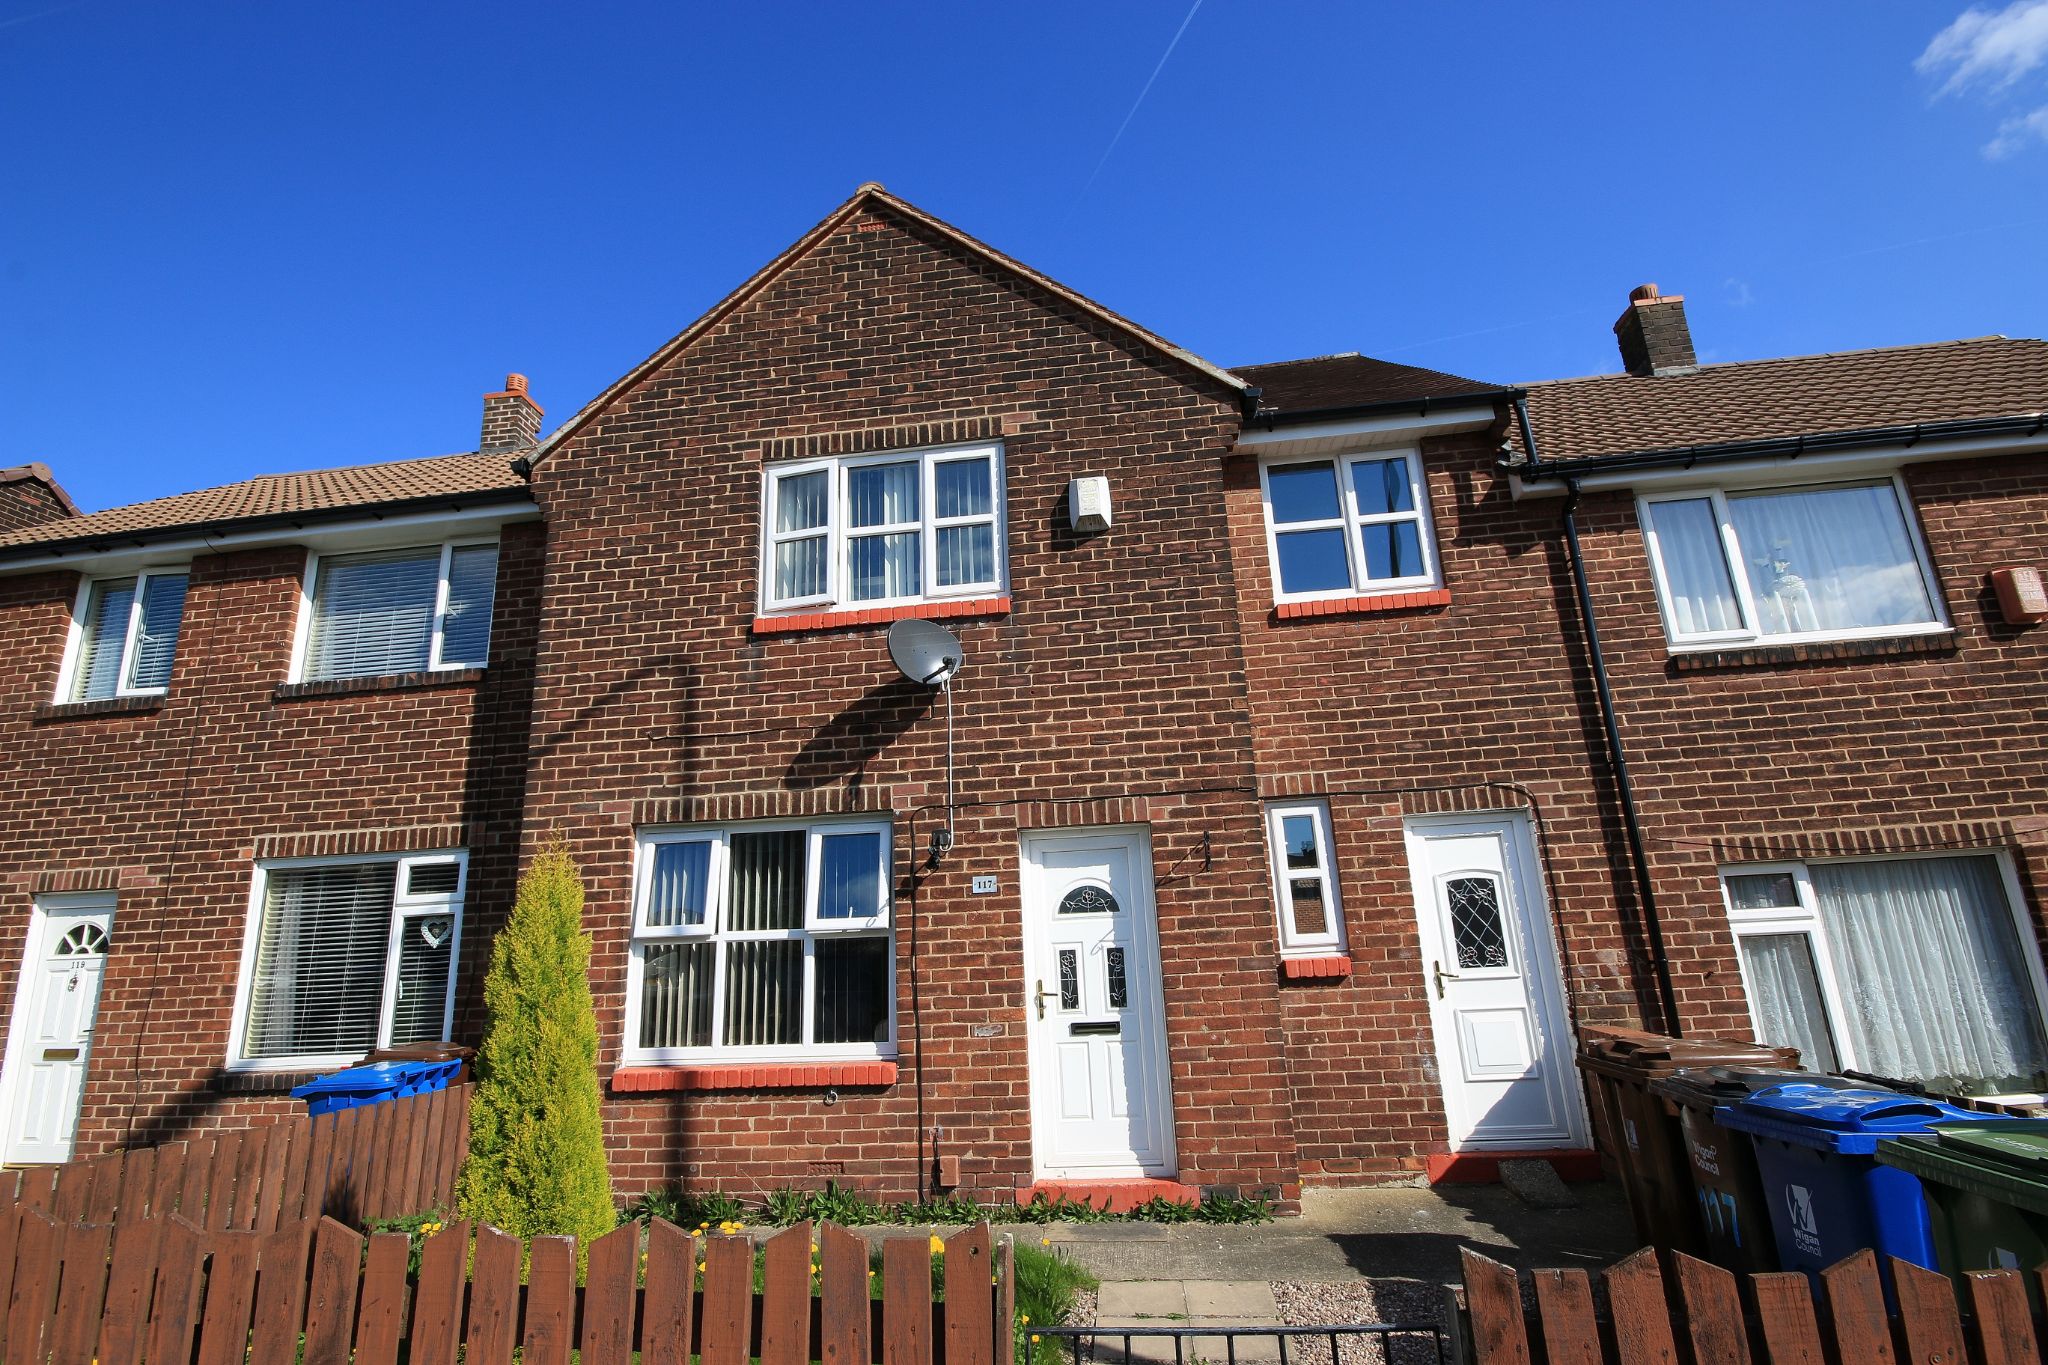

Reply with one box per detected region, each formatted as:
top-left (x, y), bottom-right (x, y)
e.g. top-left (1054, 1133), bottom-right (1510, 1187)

top-left (1099, 1281), bottom-right (1190, 1320)
top-left (1182, 1281), bottom-right (1279, 1318)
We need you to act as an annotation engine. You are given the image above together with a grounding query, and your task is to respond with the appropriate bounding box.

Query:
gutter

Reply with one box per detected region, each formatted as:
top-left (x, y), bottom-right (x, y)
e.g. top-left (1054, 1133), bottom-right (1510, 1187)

top-left (0, 486), bottom-right (538, 567)
top-left (1508, 409), bottom-right (2048, 482)
top-left (1245, 386), bottom-right (1524, 430)
top-left (1518, 394), bottom-right (1684, 1036)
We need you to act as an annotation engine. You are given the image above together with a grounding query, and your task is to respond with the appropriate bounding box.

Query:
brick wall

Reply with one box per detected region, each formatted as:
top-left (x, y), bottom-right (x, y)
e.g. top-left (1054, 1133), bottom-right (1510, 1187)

top-left (0, 469), bottom-right (75, 532)
top-left (1229, 430), bottom-right (2048, 1181)
top-left (0, 522), bottom-right (541, 1156)
top-left (522, 198), bottom-right (1300, 1202)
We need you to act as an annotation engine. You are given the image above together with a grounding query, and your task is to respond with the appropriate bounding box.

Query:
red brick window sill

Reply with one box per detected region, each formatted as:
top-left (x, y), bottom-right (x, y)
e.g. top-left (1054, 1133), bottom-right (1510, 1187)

top-left (752, 597), bottom-right (1010, 636)
top-left (1273, 589), bottom-right (1450, 622)
top-left (611, 1061), bottom-right (899, 1093)
top-left (1667, 631), bottom-right (1957, 672)
top-left (1281, 955), bottom-right (1354, 981)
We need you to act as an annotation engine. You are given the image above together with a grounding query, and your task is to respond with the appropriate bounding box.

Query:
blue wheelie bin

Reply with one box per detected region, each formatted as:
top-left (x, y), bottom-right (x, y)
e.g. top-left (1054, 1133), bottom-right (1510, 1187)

top-left (291, 1060), bottom-right (428, 1115)
top-left (1716, 1083), bottom-right (2019, 1279)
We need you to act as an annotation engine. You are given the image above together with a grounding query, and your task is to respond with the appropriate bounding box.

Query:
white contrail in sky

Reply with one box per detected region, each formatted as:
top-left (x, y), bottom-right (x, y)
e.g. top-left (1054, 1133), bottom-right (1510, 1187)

top-left (1077, 0), bottom-right (1204, 200)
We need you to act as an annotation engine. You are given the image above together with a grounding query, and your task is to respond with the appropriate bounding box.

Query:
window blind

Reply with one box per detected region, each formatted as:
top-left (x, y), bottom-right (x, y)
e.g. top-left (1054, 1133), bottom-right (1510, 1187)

top-left (306, 548), bottom-right (440, 681)
top-left (389, 914), bottom-right (454, 1045)
top-left (126, 573), bottom-right (188, 691)
top-left (439, 544), bottom-right (498, 667)
top-left (245, 863), bottom-right (396, 1059)
top-left (71, 579), bottom-right (137, 701)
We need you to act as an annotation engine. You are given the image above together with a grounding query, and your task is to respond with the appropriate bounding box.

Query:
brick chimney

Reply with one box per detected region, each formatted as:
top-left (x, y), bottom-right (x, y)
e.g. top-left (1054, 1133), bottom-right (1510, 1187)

top-left (1614, 284), bottom-right (1698, 377)
top-left (480, 373), bottom-right (543, 453)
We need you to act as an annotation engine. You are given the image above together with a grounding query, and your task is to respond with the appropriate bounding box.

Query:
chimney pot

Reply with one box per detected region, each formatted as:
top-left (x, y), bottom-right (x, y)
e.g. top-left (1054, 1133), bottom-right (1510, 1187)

top-left (1614, 284), bottom-right (1697, 377)
top-left (480, 373), bottom-right (543, 454)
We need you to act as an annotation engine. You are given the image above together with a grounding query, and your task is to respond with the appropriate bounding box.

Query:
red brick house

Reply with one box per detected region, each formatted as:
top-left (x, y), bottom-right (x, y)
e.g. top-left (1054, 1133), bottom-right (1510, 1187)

top-left (2, 187), bottom-right (2043, 1205)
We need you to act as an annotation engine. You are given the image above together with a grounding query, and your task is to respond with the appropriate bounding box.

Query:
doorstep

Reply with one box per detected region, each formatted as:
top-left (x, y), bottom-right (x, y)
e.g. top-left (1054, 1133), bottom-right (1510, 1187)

top-left (1023, 1178), bottom-right (1201, 1214)
top-left (1423, 1149), bottom-right (1602, 1185)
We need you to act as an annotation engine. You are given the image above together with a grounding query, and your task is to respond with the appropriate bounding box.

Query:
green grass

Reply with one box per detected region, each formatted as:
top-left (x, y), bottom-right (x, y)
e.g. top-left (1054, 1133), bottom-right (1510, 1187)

top-left (1011, 1240), bottom-right (1098, 1365)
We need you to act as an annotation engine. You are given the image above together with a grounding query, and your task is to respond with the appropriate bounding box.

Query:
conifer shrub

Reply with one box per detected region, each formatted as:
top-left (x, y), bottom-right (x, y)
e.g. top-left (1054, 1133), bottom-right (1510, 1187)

top-left (456, 843), bottom-right (615, 1242)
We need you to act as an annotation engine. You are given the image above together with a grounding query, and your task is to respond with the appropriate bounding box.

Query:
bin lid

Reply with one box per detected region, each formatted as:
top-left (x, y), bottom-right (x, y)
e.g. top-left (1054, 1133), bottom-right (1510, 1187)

top-left (1651, 1067), bottom-right (1861, 1107)
top-left (289, 1060), bottom-right (416, 1098)
top-left (1715, 1083), bottom-right (2001, 1153)
top-left (1876, 1123), bottom-right (2048, 1214)
top-left (1580, 1033), bottom-right (1802, 1079)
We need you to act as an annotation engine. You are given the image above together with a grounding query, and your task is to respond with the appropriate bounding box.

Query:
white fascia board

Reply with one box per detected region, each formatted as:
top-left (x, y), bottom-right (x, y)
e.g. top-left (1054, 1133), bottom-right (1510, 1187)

top-left (0, 501), bottom-right (539, 577)
top-left (1508, 431), bottom-right (2048, 499)
top-left (1234, 406), bottom-right (1498, 458)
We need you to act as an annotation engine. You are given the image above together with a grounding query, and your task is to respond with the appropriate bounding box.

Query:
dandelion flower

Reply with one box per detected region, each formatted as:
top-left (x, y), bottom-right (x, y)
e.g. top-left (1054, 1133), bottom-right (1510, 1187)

top-left (1040, 1237), bottom-right (1051, 1246)
top-left (1032, 1335), bottom-right (1041, 1344)
top-left (697, 1261), bottom-right (707, 1272)
top-left (1021, 1315), bottom-right (1031, 1325)
top-left (929, 1234), bottom-right (946, 1254)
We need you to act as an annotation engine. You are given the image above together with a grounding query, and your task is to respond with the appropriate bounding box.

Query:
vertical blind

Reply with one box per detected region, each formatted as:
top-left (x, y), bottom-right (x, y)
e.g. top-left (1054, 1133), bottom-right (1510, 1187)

top-left (245, 864), bottom-right (397, 1059)
top-left (439, 544), bottom-right (499, 667)
top-left (126, 573), bottom-right (189, 691)
top-left (71, 578), bottom-right (138, 701)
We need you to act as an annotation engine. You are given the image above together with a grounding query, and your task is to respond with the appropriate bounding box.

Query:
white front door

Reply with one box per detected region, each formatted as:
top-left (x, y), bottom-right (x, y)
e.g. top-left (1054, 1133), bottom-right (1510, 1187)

top-left (1020, 828), bottom-right (1176, 1179)
top-left (1406, 814), bottom-right (1585, 1151)
top-left (2, 895), bottom-right (115, 1164)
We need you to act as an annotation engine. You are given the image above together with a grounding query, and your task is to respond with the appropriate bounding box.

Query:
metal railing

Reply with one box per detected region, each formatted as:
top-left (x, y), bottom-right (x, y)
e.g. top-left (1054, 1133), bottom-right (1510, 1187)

top-left (1025, 1321), bottom-right (1446, 1365)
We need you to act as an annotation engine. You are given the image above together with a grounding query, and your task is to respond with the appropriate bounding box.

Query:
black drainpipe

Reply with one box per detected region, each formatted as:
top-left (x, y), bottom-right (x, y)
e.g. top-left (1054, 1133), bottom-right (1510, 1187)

top-left (1519, 397), bottom-right (1683, 1036)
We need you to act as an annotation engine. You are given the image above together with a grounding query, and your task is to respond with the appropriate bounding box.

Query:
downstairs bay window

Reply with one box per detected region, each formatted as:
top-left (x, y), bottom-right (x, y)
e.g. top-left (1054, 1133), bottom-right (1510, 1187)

top-left (1640, 478), bottom-right (1947, 647)
top-left (625, 822), bottom-right (895, 1063)
top-left (1724, 854), bottom-right (2048, 1095)
top-left (230, 852), bottom-right (465, 1070)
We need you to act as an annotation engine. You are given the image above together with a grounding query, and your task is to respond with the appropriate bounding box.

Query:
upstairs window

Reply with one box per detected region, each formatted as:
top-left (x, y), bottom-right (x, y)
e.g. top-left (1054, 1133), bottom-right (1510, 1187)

top-left (626, 821), bottom-right (895, 1062)
top-left (231, 852), bottom-right (465, 1069)
top-left (1640, 478), bottom-right (1946, 647)
top-left (63, 569), bottom-right (189, 701)
top-left (300, 541), bottom-right (498, 681)
top-left (1264, 800), bottom-right (1347, 955)
top-left (1259, 451), bottom-right (1439, 601)
top-left (762, 443), bottom-right (1004, 613)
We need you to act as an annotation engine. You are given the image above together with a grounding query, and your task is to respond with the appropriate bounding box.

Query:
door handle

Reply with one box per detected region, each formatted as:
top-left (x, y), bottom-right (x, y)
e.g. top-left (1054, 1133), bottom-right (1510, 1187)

top-left (1034, 980), bottom-right (1050, 1020)
top-left (1433, 961), bottom-right (1462, 999)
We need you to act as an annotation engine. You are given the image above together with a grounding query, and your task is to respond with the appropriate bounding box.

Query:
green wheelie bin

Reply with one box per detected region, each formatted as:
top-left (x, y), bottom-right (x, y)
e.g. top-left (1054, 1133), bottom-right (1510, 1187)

top-left (1877, 1122), bottom-right (2048, 1293)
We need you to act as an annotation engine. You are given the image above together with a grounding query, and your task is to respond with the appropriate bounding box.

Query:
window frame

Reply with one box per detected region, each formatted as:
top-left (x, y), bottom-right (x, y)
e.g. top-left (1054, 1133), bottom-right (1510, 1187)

top-left (624, 819), bottom-right (897, 1065)
top-left (225, 849), bottom-right (468, 1073)
top-left (1257, 448), bottom-right (1442, 604)
top-left (1637, 475), bottom-right (1950, 649)
top-left (756, 441), bottom-right (1006, 615)
top-left (1263, 800), bottom-right (1348, 956)
top-left (289, 538), bottom-right (500, 684)
top-left (56, 566), bottom-right (190, 702)
top-left (1719, 851), bottom-right (2048, 1081)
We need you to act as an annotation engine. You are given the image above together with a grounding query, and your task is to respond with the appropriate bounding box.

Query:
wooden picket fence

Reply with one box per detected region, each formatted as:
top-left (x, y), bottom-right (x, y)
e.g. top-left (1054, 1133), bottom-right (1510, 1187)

top-left (1460, 1244), bottom-right (2048, 1365)
top-left (0, 1082), bottom-right (469, 1234)
top-left (0, 1215), bottom-right (1015, 1365)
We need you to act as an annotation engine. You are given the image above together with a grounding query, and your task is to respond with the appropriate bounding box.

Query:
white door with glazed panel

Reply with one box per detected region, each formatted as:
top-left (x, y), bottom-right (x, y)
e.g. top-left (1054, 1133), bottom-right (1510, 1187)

top-left (2, 894), bottom-right (115, 1164)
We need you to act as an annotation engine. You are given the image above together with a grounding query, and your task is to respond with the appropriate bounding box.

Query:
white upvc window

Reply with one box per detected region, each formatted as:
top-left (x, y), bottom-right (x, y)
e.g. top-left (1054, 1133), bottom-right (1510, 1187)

top-left (1722, 853), bottom-right (2048, 1095)
top-left (1259, 449), bottom-right (1440, 602)
top-left (625, 820), bottom-right (896, 1063)
top-left (1638, 476), bottom-right (1948, 648)
top-left (228, 851), bottom-right (466, 1071)
top-left (759, 442), bottom-right (1005, 613)
top-left (1264, 801), bottom-right (1347, 955)
top-left (58, 568), bottom-right (190, 702)
top-left (293, 540), bottom-right (499, 683)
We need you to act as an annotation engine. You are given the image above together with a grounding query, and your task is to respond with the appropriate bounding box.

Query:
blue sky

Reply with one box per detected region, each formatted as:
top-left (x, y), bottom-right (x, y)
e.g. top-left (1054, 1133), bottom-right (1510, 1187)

top-left (3, 2), bottom-right (2044, 513)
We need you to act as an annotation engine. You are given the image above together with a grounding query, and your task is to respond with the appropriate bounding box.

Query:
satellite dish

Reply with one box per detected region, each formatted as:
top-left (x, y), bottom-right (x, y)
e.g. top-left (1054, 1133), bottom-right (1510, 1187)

top-left (888, 618), bottom-right (964, 687)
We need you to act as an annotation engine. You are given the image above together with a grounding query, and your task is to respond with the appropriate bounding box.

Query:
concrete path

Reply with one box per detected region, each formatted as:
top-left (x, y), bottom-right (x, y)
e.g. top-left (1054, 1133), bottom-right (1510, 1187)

top-left (1091, 1281), bottom-right (1286, 1363)
top-left (1041, 1182), bottom-right (1636, 1286)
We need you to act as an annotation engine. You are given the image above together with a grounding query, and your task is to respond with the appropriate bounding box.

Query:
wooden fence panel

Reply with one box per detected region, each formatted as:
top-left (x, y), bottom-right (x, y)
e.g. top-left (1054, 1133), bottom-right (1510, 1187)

top-left (256, 1120), bottom-right (294, 1231)
top-left (249, 1219), bottom-right (315, 1365)
top-left (4, 1207), bottom-right (61, 1365)
top-left (1751, 1272), bottom-right (1825, 1365)
top-left (883, 1235), bottom-right (935, 1365)
top-left (822, 1221), bottom-right (872, 1365)
top-left (583, 1219), bottom-right (643, 1365)
top-left (194, 1227), bottom-right (262, 1365)
top-left (84, 1153), bottom-right (123, 1223)
top-left (144, 1217), bottom-right (207, 1365)
top-left (1892, 1259), bottom-right (1966, 1365)
top-left (301, 1217), bottom-right (365, 1365)
top-left (354, 1231), bottom-right (412, 1365)
top-left (700, 1232), bottom-right (756, 1365)
top-left (51, 1160), bottom-right (91, 1223)
top-left (523, 1234), bottom-right (578, 1365)
top-left (1672, 1254), bottom-right (1752, 1365)
top-left (945, 1224), bottom-right (995, 1365)
top-left (95, 1215), bottom-right (164, 1365)
top-left (1820, 1250), bottom-right (1896, 1365)
top-left (1605, 1249), bottom-right (1679, 1365)
top-left (0, 1194), bottom-right (20, 1358)
top-left (205, 1130), bottom-right (242, 1231)
top-left (17, 1166), bottom-right (56, 1214)
top-left (409, 1219), bottom-right (470, 1365)
top-left (149, 1140), bottom-right (185, 1221)
top-left (1966, 1270), bottom-right (2038, 1365)
top-left (466, 1223), bottom-right (525, 1365)
top-left (47, 1219), bottom-right (111, 1365)
top-left (1461, 1248), bottom-right (1532, 1365)
top-left (178, 1134), bottom-right (214, 1223)
top-left (114, 1145), bottom-right (153, 1224)
top-left (1532, 1269), bottom-right (1602, 1365)
top-left (761, 1222), bottom-right (815, 1365)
